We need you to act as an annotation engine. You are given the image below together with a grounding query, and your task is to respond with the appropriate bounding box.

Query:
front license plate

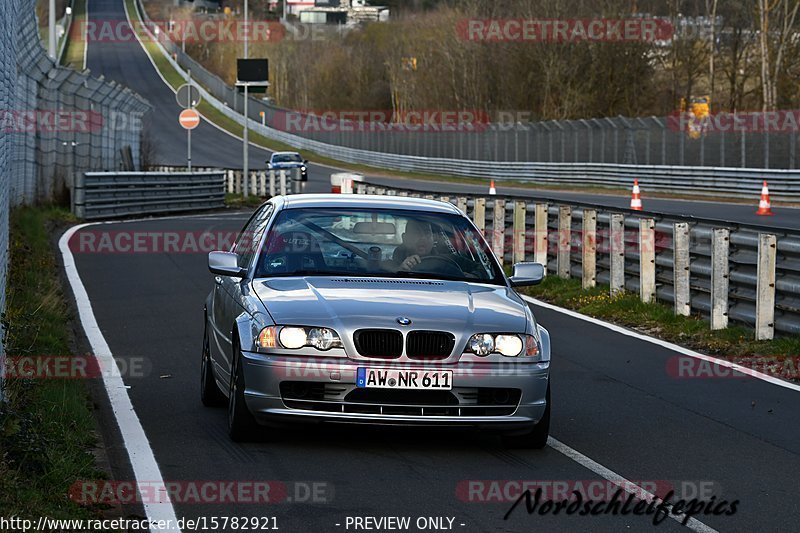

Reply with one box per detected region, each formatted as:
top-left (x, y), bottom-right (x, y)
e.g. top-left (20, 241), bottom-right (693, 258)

top-left (356, 368), bottom-right (453, 390)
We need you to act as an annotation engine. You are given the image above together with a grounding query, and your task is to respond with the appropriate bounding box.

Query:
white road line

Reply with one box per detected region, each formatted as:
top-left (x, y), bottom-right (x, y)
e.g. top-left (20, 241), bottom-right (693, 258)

top-left (547, 437), bottom-right (719, 532)
top-left (523, 295), bottom-right (800, 393)
top-left (60, 224), bottom-right (180, 533)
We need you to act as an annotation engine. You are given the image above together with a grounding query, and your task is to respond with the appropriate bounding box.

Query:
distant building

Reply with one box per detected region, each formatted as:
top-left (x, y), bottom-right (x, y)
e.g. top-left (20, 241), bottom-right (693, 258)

top-left (287, 0), bottom-right (389, 24)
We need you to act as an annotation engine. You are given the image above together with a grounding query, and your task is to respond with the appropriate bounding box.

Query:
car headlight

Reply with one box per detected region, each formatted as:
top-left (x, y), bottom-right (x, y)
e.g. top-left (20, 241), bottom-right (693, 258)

top-left (495, 335), bottom-right (523, 356)
top-left (466, 333), bottom-right (538, 358)
top-left (257, 326), bottom-right (342, 351)
top-left (300, 165), bottom-right (307, 172)
top-left (467, 333), bottom-right (494, 356)
top-left (279, 327), bottom-right (307, 349)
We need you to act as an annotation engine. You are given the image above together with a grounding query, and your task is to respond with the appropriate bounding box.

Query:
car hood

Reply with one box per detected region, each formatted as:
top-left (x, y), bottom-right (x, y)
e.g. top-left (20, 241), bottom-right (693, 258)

top-left (252, 277), bottom-right (528, 336)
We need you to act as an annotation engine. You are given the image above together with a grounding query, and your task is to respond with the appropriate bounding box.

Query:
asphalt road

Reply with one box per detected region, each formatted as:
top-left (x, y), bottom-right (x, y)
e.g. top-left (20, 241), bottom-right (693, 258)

top-left (65, 212), bottom-right (800, 532)
top-left (87, 0), bottom-right (324, 191)
top-left (74, 4), bottom-right (800, 529)
top-left (86, 0), bottom-right (800, 230)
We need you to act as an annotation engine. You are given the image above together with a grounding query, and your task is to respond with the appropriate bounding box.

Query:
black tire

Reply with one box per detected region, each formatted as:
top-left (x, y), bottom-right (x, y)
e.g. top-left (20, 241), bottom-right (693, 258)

top-left (201, 319), bottom-right (226, 407)
top-left (227, 342), bottom-right (259, 442)
top-left (503, 383), bottom-right (551, 449)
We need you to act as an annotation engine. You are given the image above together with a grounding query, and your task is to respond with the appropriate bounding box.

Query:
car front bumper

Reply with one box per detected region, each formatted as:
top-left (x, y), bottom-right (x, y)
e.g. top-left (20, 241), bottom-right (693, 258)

top-left (240, 351), bottom-right (550, 429)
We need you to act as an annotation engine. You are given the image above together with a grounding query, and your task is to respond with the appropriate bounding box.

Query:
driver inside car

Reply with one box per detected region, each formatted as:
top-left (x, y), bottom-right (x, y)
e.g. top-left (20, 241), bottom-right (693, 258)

top-left (393, 219), bottom-right (435, 271)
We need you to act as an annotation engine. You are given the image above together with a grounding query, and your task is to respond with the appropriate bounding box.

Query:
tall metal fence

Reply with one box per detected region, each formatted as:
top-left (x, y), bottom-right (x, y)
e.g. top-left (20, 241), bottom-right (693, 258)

top-left (11, 0), bottom-right (151, 206)
top-left (1, 0), bottom-right (152, 401)
top-left (136, 1), bottom-right (800, 171)
top-left (0, 0), bottom-right (20, 403)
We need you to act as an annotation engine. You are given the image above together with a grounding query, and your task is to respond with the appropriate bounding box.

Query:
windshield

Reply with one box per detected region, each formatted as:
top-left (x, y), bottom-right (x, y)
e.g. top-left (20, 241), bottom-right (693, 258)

top-left (254, 208), bottom-right (505, 284)
top-left (272, 153), bottom-right (303, 163)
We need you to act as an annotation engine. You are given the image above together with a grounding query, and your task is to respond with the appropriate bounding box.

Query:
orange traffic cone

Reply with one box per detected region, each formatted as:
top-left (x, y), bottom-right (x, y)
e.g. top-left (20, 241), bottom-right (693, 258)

top-left (630, 179), bottom-right (642, 211)
top-left (489, 179), bottom-right (496, 195)
top-left (756, 180), bottom-right (774, 216)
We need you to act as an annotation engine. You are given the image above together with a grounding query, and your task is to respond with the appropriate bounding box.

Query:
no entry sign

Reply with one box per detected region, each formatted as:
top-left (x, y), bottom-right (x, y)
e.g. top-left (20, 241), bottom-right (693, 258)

top-left (179, 109), bottom-right (200, 130)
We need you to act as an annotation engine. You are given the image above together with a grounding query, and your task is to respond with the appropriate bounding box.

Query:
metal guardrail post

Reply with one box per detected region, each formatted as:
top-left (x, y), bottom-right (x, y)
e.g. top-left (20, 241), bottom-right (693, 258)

top-left (756, 233), bottom-right (777, 340)
top-left (492, 199), bottom-right (505, 266)
top-left (609, 214), bottom-right (625, 294)
top-left (513, 201), bottom-right (526, 264)
top-left (582, 209), bottom-right (597, 289)
top-left (711, 228), bottom-right (730, 330)
top-left (557, 206), bottom-right (572, 278)
top-left (534, 203), bottom-right (548, 274)
top-left (473, 198), bottom-right (486, 234)
top-left (72, 171), bottom-right (86, 219)
top-left (673, 223), bottom-right (691, 316)
top-left (269, 170), bottom-right (276, 196)
top-left (456, 197), bottom-right (467, 214)
top-left (279, 170), bottom-right (287, 195)
top-left (640, 218), bottom-right (656, 303)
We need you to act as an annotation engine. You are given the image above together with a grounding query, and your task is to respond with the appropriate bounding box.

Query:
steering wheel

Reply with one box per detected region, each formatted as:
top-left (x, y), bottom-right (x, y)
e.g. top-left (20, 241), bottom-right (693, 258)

top-left (410, 255), bottom-right (465, 277)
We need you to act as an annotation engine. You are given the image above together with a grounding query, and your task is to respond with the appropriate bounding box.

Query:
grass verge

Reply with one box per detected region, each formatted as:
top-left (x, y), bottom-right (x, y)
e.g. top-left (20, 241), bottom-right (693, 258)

top-left (0, 207), bottom-right (106, 519)
top-left (224, 193), bottom-right (266, 208)
top-left (61, 0), bottom-right (87, 70)
top-left (520, 276), bottom-right (800, 361)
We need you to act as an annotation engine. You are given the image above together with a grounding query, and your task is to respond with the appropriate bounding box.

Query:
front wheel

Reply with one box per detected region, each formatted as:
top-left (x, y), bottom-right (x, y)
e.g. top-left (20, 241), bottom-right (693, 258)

top-left (228, 347), bottom-right (259, 442)
top-left (503, 383), bottom-right (550, 449)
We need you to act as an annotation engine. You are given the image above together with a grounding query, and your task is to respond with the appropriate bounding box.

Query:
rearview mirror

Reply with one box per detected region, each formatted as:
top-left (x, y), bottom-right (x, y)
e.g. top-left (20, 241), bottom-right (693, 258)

top-left (353, 221), bottom-right (397, 234)
top-left (509, 262), bottom-right (545, 287)
top-left (208, 251), bottom-right (246, 277)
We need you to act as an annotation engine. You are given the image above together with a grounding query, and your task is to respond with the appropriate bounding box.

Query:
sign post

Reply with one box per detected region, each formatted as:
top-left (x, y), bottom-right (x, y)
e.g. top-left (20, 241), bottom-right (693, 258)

top-left (177, 71), bottom-right (202, 171)
top-left (236, 59), bottom-right (270, 198)
top-left (179, 109), bottom-right (200, 169)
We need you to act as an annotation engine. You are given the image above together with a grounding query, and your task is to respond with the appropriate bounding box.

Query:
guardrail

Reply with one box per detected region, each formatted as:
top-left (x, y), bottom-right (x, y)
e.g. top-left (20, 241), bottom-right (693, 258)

top-left (72, 171), bottom-right (227, 220)
top-left (354, 181), bottom-right (800, 339)
top-left (148, 166), bottom-right (304, 196)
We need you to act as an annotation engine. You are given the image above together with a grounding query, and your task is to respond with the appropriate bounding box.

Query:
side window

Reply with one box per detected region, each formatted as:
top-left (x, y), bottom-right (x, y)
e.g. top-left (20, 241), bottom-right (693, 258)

top-left (234, 204), bottom-right (274, 269)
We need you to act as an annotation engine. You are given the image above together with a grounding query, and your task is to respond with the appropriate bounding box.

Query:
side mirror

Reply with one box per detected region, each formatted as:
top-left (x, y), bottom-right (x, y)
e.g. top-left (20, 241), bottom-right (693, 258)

top-left (509, 262), bottom-right (545, 287)
top-left (209, 251), bottom-right (246, 277)
top-left (303, 159), bottom-right (308, 164)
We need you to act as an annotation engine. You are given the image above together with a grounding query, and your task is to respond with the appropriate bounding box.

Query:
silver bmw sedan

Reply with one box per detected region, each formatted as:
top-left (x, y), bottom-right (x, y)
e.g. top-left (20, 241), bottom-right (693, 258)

top-left (202, 194), bottom-right (551, 448)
